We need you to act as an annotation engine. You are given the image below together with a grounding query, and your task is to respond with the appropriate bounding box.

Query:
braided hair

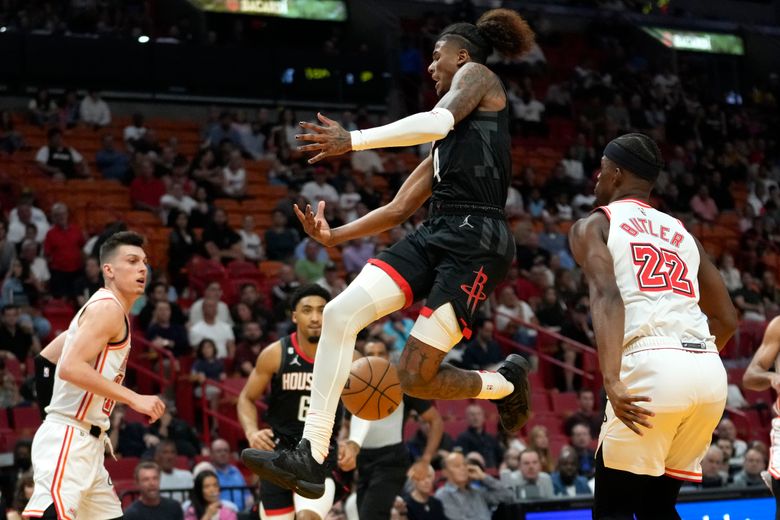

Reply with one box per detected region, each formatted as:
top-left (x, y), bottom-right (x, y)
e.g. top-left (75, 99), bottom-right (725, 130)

top-left (439, 9), bottom-right (536, 64)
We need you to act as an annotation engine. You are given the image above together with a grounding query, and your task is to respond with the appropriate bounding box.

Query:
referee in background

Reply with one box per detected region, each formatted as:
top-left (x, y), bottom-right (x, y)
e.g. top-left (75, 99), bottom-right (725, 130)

top-left (340, 338), bottom-right (444, 519)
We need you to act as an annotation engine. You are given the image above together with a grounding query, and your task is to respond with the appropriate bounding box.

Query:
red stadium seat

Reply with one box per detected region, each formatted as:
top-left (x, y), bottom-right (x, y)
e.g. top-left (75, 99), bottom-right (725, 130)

top-left (105, 456), bottom-right (141, 481)
top-left (550, 391), bottom-right (579, 417)
top-left (531, 391), bottom-right (551, 414)
top-left (12, 406), bottom-right (42, 437)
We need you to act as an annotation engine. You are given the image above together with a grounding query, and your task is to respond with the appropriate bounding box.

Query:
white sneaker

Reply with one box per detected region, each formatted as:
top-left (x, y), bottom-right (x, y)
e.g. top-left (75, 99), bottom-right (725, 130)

top-left (761, 470), bottom-right (774, 495)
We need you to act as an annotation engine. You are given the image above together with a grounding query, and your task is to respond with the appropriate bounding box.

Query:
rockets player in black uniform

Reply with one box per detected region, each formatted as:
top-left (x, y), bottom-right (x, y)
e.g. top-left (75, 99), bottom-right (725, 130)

top-left (237, 285), bottom-right (354, 520)
top-left (242, 8), bottom-right (535, 500)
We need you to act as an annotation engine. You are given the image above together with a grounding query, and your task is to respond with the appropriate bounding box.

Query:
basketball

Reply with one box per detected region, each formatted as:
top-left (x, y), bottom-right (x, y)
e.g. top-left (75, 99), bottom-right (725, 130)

top-left (342, 356), bottom-right (403, 420)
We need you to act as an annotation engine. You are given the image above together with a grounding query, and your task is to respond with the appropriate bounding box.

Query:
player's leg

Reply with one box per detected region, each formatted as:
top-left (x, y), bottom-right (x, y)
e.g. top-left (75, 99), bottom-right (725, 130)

top-left (293, 478), bottom-right (336, 520)
top-left (592, 449), bottom-right (638, 519)
top-left (634, 474), bottom-right (681, 520)
top-left (259, 482), bottom-right (296, 520)
top-left (355, 456), bottom-right (407, 520)
top-left (773, 478), bottom-right (780, 520)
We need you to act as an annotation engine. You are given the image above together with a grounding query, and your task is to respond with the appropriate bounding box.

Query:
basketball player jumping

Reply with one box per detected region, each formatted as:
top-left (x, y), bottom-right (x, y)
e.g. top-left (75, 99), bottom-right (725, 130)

top-left (23, 231), bottom-right (166, 520)
top-left (237, 284), bottom-right (354, 520)
top-left (242, 9), bottom-right (535, 499)
top-left (569, 133), bottom-right (738, 519)
top-left (743, 315), bottom-right (780, 515)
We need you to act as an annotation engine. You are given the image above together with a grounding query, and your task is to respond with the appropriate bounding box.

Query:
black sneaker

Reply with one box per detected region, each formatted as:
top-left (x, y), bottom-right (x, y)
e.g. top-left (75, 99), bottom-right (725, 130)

top-left (241, 439), bottom-right (328, 499)
top-left (492, 354), bottom-right (531, 433)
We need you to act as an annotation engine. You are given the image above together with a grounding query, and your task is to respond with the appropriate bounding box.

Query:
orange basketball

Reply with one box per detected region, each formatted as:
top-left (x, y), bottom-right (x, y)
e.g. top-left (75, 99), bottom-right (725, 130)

top-left (342, 356), bottom-right (402, 420)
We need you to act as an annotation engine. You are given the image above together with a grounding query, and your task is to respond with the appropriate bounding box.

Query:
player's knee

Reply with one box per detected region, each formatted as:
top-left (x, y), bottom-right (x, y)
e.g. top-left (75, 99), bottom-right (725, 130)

top-left (322, 293), bottom-right (368, 337)
top-left (295, 511), bottom-right (322, 520)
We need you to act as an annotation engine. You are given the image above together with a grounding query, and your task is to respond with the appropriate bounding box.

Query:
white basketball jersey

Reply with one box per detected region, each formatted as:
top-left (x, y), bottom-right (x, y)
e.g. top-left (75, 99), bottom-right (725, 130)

top-left (599, 198), bottom-right (713, 347)
top-left (46, 288), bottom-right (131, 430)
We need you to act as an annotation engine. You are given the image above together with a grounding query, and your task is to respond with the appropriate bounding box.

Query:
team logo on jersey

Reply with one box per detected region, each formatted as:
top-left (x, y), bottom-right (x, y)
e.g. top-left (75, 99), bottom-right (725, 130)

top-left (290, 355), bottom-right (302, 367)
top-left (459, 215), bottom-right (475, 229)
top-left (460, 266), bottom-right (489, 314)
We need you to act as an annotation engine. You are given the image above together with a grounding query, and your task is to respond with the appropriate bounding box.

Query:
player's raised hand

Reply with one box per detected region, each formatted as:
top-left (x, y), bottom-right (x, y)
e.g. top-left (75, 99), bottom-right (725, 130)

top-left (130, 394), bottom-right (166, 424)
top-left (605, 380), bottom-right (654, 436)
top-left (248, 429), bottom-right (276, 451)
top-left (293, 201), bottom-right (333, 247)
top-left (296, 112), bottom-right (352, 164)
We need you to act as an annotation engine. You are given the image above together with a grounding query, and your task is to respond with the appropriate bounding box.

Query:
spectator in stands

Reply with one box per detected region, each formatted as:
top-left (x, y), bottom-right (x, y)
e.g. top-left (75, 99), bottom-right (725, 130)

top-left (233, 321), bottom-right (265, 377)
top-left (551, 447), bottom-right (591, 497)
top-left (312, 261), bottom-right (342, 297)
top-left (8, 196), bottom-right (49, 245)
top-left (544, 82), bottom-right (572, 117)
top-left (124, 112), bottom-right (148, 150)
top-left (435, 452), bottom-right (512, 520)
top-left (338, 180), bottom-right (363, 224)
top-left (509, 87), bottom-right (546, 137)
top-left (183, 469), bottom-right (238, 520)
top-left (189, 302), bottom-right (235, 359)
top-left (605, 94), bottom-right (630, 132)
top-left (718, 253), bottom-right (742, 293)
top-left (189, 281), bottom-right (232, 326)
top-left (209, 438), bottom-right (251, 510)
top-left (243, 120), bottom-right (267, 160)
top-left (108, 403), bottom-right (154, 459)
top-left (35, 128), bottom-right (87, 179)
top-left (555, 296), bottom-right (593, 392)
top-left (733, 273), bottom-right (766, 322)
top-left (190, 149), bottom-right (222, 197)
top-left (561, 148), bottom-right (586, 186)
top-left (690, 185), bottom-right (719, 224)
top-left (527, 425), bottom-right (554, 473)
top-left (494, 285), bottom-right (538, 347)
top-left (454, 404), bottom-right (502, 469)
top-left (221, 150), bottom-right (246, 199)
top-left (27, 88), bottom-right (58, 126)
top-left (536, 287), bottom-right (567, 331)
top-left (161, 182), bottom-right (197, 224)
top-left (294, 239), bottom-right (328, 283)
top-left (264, 209), bottom-right (300, 262)
top-left (501, 449), bottom-right (554, 501)
top-left (43, 202), bottom-right (84, 299)
top-left (0, 304), bottom-right (40, 363)
top-left (403, 463), bottom-right (447, 520)
top-left (301, 167), bottom-right (340, 209)
top-left (147, 301), bottom-right (190, 357)
top-left (406, 413), bottom-right (454, 471)
top-left (130, 156), bottom-right (166, 215)
top-left (155, 440), bottom-right (195, 503)
top-left (461, 319), bottom-right (502, 370)
top-left (716, 418), bottom-right (748, 467)
top-left (682, 445), bottom-right (727, 490)
top-left (124, 461), bottom-right (184, 520)
top-left (79, 90), bottom-right (111, 128)
top-left (0, 260), bottom-right (29, 308)
top-left (167, 211), bottom-right (199, 290)
top-left (270, 264), bottom-right (300, 325)
top-left (19, 239), bottom-right (49, 285)
top-left (569, 423), bottom-right (596, 478)
top-left (148, 400), bottom-right (202, 458)
top-left (202, 208), bottom-right (243, 264)
top-left (72, 255), bottom-right (101, 307)
top-left (731, 448), bottom-right (766, 487)
top-left (341, 238), bottom-right (376, 276)
top-left (137, 281), bottom-right (185, 330)
top-left (5, 472), bottom-right (33, 520)
top-left (59, 90), bottom-right (80, 128)
top-left (716, 438), bottom-right (740, 476)
top-left (381, 311), bottom-right (414, 355)
top-left (0, 221), bottom-right (15, 280)
top-left (95, 134), bottom-right (130, 183)
top-left (206, 112), bottom-right (244, 150)
top-left (237, 215), bottom-right (263, 263)
top-left (0, 356), bottom-right (21, 408)
top-left (563, 389), bottom-right (601, 438)
top-left (0, 109), bottom-right (24, 154)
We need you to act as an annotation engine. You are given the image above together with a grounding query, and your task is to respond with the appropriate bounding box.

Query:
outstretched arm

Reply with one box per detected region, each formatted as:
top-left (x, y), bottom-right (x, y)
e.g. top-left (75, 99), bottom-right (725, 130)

top-left (569, 212), bottom-right (653, 435)
top-left (693, 237), bottom-right (738, 351)
top-left (296, 63), bottom-right (496, 163)
top-left (743, 316), bottom-right (780, 391)
top-left (294, 155), bottom-right (433, 247)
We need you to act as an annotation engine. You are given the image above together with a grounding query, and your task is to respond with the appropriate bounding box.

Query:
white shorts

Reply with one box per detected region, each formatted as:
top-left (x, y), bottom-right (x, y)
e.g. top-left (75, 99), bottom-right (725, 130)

top-left (769, 417), bottom-right (780, 479)
top-left (23, 417), bottom-right (121, 519)
top-left (599, 339), bottom-right (727, 482)
top-left (259, 478), bottom-right (336, 520)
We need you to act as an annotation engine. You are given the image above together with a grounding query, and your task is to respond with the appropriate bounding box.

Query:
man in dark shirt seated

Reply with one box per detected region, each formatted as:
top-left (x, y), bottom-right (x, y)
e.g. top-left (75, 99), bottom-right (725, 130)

top-left (124, 461), bottom-right (184, 520)
top-left (454, 404), bottom-right (503, 469)
top-left (0, 305), bottom-right (39, 363)
top-left (563, 388), bottom-right (602, 438)
top-left (461, 319), bottom-right (503, 370)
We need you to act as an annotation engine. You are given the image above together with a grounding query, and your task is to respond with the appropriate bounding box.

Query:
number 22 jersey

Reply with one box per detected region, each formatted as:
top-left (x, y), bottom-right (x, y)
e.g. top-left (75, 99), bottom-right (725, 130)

top-left (597, 198), bottom-right (713, 348)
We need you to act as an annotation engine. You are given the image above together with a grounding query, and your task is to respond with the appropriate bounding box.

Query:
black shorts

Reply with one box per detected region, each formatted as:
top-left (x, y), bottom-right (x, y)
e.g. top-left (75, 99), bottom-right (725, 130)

top-left (370, 212), bottom-right (514, 339)
top-left (34, 354), bottom-right (57, 418)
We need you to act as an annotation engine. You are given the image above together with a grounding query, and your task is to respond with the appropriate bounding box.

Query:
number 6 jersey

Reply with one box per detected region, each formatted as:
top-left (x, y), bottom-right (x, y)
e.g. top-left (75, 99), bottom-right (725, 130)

top-left (596, 198), bottom-right (714, 348)
top-left (264, 333), bottom-right (343, 454)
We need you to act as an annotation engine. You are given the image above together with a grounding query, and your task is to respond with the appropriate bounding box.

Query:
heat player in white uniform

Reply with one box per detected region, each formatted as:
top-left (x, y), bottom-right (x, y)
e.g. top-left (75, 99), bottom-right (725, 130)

top-left (23, 231), bottom-right (166, 520)
top-left (743, 315), bottom-right (780, 516)
top-left (570, 133), bottom-right (738, 519)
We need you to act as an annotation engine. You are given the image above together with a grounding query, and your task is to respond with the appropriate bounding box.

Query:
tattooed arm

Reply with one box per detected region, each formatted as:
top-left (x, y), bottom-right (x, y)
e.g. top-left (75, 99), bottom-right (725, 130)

top-left (435, 62), bottom-right (502, 124)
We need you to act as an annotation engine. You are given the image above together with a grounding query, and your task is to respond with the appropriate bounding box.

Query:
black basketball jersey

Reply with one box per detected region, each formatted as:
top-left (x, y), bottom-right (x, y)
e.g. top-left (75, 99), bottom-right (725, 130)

top-left (263, 333), bottom-right (342, 450)
top-left (430, 91), bottom-right (511, 209)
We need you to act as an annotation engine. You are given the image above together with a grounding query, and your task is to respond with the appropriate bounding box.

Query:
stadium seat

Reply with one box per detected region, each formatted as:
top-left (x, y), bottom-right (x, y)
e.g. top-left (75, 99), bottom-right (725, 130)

top-left (550, 391), bottom-right (579, 417)
top-left (12, 406), bottom-right (42, 437)
top-left (531, 391), bottom-right (551, 414)
top-left (105, 456), bottom-right (141, 481)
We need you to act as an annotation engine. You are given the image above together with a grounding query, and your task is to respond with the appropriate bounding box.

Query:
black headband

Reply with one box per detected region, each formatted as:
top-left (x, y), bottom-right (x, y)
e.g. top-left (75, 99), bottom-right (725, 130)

top-left (604, 139), bottom-right (659, 182)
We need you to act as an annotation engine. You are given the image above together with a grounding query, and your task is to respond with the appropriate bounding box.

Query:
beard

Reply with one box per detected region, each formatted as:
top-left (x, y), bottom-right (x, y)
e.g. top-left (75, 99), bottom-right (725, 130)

top-left (308, 335), bottom-right (320, 344)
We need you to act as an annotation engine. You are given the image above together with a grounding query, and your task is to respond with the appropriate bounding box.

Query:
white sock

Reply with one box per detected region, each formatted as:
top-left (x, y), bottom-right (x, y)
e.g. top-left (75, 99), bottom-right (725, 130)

top-left (476, 370), bottom-right (514, 399)
top-left (303, 264), bottom-right (406, 463)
